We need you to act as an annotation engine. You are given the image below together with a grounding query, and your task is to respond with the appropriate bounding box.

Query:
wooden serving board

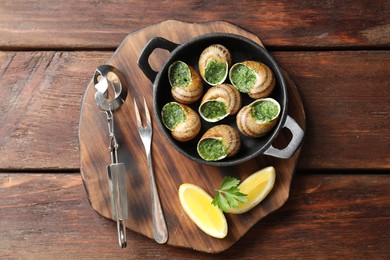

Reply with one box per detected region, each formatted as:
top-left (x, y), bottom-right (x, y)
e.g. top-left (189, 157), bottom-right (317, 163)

top-left (79, 20), bottom-right (306, 253)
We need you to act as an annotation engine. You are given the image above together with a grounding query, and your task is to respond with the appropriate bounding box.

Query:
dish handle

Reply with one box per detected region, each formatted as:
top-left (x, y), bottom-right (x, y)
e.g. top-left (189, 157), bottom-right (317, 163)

top-left (138, 37), bottom-right (179, 82)
top-left (263, 115), bottom-right (304, 159)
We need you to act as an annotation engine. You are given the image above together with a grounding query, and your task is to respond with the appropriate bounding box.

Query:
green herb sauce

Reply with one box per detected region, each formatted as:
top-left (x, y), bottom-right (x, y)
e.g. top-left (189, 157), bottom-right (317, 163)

top-left (200, 100), bottom-right (227, 120)
top-left (161, 103), bottom-right (186, 130)
top-left (230, 64), bottom-right (257, 93)
top-left (250, 100), bottom-right (279, 122)
top-left (198, 138), bottom-right (227, 161)
top-left (169, 61), bottom-right (191, 88)
top-left (204, 60), bottom-right (227, 84)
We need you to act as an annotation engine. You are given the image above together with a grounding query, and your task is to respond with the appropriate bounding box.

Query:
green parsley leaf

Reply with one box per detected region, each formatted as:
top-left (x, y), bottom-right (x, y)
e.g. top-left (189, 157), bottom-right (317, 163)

top-left (220, 176), bottom-right (240, 190)
top-left (211, 176), bottom-right (248, 213)
top-left (212, 192), bottom-right (229, 212)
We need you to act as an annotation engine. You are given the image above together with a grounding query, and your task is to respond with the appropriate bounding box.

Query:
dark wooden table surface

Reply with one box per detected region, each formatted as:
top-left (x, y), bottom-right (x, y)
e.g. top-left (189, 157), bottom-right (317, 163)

top-left (0, 1), bottom-right (389, 259)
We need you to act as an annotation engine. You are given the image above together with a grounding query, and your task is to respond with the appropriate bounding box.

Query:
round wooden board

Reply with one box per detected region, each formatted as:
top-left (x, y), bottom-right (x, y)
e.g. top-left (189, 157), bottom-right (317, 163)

top-left (79, 20), bottom-right (306, 253)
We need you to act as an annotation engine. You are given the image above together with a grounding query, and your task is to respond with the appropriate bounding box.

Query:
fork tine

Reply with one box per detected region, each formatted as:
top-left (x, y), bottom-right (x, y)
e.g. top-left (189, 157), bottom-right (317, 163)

top-left (143, 97), bottom-right (151, 125)
top-left (134, 98), bottom-right (142, 127)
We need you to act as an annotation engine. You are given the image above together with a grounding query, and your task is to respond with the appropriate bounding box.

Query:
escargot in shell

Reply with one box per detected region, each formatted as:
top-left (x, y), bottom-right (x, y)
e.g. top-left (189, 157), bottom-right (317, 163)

top-left (198, 44), bottom-right (232, 86)
top-left (197, 125), bottom-right (240, 161)
top-left (161, 102), bottom-right (201, 142)
top-left (236, 98), bottom-right (281, 137)
top-left (168, 61), bottom-right (203, 104)
top-left (229, 61), bottom-right (275, 99)
top-left (199, 83), bottom-right (242, 122)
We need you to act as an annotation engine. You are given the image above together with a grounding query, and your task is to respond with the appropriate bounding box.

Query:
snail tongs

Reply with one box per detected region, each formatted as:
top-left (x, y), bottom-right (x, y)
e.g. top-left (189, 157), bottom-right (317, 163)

top-left (93, 64), bottom-right (128, 248)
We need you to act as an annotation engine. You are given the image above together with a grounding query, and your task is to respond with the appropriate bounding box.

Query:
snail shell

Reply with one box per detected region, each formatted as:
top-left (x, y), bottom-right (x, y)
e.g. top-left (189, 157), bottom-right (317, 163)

top-left (236, 98), bottom-right (281, 137)
top-left (197, 125), bottom-right (240, 161)
top-left (198, 44), bottom-right (232, 86)
top-left (161, 102), bottom-right (201, 142)
top-left (168, 61), bottom-right (203, 104)
top-left (199, 83), bottom-right (242, 122)
top-left (229, 61), bottom-right (275, 99)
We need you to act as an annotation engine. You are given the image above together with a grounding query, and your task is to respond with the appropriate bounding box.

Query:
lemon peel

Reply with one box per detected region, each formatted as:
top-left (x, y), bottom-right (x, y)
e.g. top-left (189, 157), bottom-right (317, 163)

top-left (179, 183), bottom-right (227, 239)
top-left (228, 166), bottom-right (276, 214)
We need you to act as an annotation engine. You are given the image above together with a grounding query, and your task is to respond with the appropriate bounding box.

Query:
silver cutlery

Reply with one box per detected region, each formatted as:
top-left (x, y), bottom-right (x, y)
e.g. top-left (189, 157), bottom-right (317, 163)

top-left (93, 65), bottom-right (128, 248)
top-left (134, 98), bottom-right (168, 244)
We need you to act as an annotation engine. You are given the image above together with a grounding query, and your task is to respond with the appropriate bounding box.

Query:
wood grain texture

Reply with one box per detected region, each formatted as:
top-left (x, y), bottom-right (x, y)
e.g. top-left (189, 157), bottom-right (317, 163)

top-left (0, 1), bottom-right (388, 258)
top-left (0, 1), bottom-right (389, 50)
top-left (273, 51), bottom-right (390, 169)
top-left (0, 51), bottom-right (110, 170)
top-left (1, 49), bottom-right (389, 170)
top-left (0, 173), bottom-right (388, 258)
top-left (78, 20), bottom-right (305, 253)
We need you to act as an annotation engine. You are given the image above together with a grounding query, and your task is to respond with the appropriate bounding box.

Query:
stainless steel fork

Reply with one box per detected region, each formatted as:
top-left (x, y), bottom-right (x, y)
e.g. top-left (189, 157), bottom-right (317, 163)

top-left (134, 98), bottom-right (168, 244)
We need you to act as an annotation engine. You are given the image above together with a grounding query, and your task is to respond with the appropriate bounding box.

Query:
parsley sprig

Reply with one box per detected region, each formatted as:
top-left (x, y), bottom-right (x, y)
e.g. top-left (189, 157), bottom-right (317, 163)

top-left (211, 176), bottom-right (248, 212)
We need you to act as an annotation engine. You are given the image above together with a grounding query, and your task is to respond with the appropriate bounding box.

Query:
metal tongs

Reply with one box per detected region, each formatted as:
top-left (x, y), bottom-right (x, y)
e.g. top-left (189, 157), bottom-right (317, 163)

top-left (93, 65), bottom-right (128, 248)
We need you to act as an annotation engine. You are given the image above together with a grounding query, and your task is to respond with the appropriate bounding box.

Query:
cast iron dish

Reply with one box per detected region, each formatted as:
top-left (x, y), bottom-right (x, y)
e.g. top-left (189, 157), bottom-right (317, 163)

top-left (138, 33), bottom-right (304, 166)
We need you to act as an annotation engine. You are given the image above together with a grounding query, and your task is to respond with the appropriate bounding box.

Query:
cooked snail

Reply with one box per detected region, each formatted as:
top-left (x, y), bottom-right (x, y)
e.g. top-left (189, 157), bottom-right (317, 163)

top-left (198, 44), bottom-right (232, 86)
top-left (161, 102), bottom-right (201, 142)
top-left (236, 98), bottom-right (281, 137)
top-left (197, 125), bottom-right (240, 161)
top-left (199, 83), bottom-right (242, 122)
top-left (229, 61), bottom-right (275, 99)
top-left (168, 61), bottom-right (203, 104)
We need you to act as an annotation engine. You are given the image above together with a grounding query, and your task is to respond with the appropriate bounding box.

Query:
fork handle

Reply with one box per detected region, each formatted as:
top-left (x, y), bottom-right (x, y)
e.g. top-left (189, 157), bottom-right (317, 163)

top-left (146, 153), bottom-right (169, 244)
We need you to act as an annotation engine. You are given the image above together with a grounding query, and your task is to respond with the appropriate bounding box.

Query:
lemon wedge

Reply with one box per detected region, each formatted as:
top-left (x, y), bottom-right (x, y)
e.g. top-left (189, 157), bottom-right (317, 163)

top-left (228, 166), bottom-right (276, 214)
top-left (178, 183), bottom-right (228, 239)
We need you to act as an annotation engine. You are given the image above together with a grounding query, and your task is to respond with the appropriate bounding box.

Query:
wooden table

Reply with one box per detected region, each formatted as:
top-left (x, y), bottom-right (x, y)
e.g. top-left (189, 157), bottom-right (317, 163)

top-left (1, 1), bottom-right (389, 258)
